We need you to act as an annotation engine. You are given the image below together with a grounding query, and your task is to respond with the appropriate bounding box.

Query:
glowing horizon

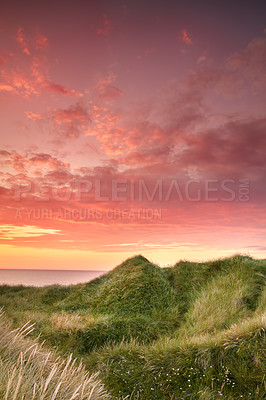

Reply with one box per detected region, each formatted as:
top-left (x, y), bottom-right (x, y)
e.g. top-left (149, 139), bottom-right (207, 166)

top-left (1, 0), bottom-right (266, 270)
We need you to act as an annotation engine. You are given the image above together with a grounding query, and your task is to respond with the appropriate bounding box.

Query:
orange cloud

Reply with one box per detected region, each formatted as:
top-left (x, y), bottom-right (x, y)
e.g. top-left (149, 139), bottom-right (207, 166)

top-left (1, 28), bottom-right (83, 99)
top-left (35, 31), bottom-right (48, 50)
top-left (29, 153), bottom-right (70, 170)
top-left (0, 151), bottom-right (70, 174)
top-left (0, 224), bottom-right (60, 240)
top-left (0, 83), bottom-right (16, 92)
top-left (25, 111), bottom-right (43, 121)
top-left (16, 27), bottom-right (31, 55)
top-left (0, 56), bottom-right (44, 98)
top-left (0, 142), bottom-right (266, 263)
top-left (25, 102), bottom-right (91, 138)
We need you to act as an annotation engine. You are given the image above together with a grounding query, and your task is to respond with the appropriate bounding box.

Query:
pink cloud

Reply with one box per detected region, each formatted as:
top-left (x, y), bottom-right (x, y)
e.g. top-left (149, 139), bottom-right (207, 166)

top-left (226, 37), bottom-right (266, 90)
top-left (0, 150), bottom-right (11, 157)
top-left (87, 82), bottom-right (202, 159)
top-left (1, 144), bottom-right (266, 254)
top-left (0, 151), bottom-right (70, 174)
top-left (94, 72), bottom-right (122, 102)
top-left (97, 14), bottom-right (112, 36)
top-left (25, 102), bottom-right (91, 139)
top-left (188, 117), bottom-right (266, 172)
top-left (46, 81), bottom-right (83, 98)
top-left (9, 153), bottom-right (29, 172)
top-left (35, 31), bottom-right (48, 50)
top-left (16, 27), bottom-right (31, 55)
top-left (87, 66), bottom-right (266, 184)
top-left (183, 36), bottom-right (266, 98)
top-left (0, 83), bottom-right (16, 93)
top-left (96, 71), bottom-right (117, 88)
top-left (179, 29), bottom-right (193, 45)
top-left (29, 153), bottom-right (70, 170)
top-left (25, 111), bottom-right (43, 121)
top-left (1, 28), bottom-right (83, 99)
top-left (52, 102), bottom-right (91, 137)
top-left (0, 150), bottom-right (265, 231)
top-left (197, 54), bottom-right (207, 64)
top-left (0, 56), bottom-right (7, 66)
top-left (137, 48), bottom-right (156, 60)
top-left (0, 53), bottom-right (45, 98)
top-left (98, 85), bottom-right (123, 100)
top-left (0, 68), bottom-right (39, 97)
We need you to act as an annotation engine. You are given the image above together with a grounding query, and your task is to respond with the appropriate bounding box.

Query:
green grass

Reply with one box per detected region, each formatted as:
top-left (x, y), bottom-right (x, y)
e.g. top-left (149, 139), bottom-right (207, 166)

top-left (88, 312), bottom-right (265, 399)
top-left (178, 261), bottom-right (261, 336)
top-left (0, 254), bottom-right (265, 399)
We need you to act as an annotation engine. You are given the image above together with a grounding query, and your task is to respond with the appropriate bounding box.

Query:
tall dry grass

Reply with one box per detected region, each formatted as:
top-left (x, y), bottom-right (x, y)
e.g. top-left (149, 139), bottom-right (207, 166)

top-left (0, 311), bottom-right (110, 400)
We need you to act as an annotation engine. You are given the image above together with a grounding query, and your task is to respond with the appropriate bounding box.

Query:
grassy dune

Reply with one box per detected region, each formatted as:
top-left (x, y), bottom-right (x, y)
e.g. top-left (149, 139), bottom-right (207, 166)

top-left (0, 254), bottom-right (265, 399)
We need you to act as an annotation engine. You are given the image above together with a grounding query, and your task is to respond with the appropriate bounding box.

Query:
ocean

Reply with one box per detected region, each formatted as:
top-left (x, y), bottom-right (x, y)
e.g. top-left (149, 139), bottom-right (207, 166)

top-left (0, 269), bottom-right (106, 287)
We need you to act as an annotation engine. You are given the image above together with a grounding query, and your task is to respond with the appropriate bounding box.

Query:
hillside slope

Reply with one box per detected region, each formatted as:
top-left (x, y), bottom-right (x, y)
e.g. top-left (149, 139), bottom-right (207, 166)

top-left (0, 254), bottom-right (265, 399)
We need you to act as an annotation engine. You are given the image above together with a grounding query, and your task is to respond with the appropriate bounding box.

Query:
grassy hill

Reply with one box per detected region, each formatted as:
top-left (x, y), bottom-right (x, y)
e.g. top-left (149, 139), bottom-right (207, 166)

top-left (0, 254), bottom-right (265, 399)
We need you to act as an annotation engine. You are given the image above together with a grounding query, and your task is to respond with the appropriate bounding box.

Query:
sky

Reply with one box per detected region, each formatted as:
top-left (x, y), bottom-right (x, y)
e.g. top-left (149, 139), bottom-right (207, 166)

top-left (0, 0), bottom-right (266, 270)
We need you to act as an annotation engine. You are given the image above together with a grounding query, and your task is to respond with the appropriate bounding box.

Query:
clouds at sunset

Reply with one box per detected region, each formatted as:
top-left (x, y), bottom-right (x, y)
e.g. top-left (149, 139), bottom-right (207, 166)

top-left (16, 27), bottom-right (31, 55)
top-left (1, 27), bottom-right (82, 99)
top-left (0, 57), bottom-right (7, 66)
top-left (46, 81), bottom-right (83, 97)
top-left (179, 29), bottom-right (193, 45)
top-left (0, 0), bottom-right (266, 268)
top-left (97, 14), bottom-right (113, 37)
top-left (35, 31), bottom-right (48, 50)
top-left (52, 103), bottom-right (91, 137)
top-left (97, 85), bottom-right (123, 100)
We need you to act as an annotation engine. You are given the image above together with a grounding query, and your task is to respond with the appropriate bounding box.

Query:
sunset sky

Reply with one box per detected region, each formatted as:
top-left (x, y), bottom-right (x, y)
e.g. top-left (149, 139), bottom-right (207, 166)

top-left (0, 0), bottom-right (266, 270)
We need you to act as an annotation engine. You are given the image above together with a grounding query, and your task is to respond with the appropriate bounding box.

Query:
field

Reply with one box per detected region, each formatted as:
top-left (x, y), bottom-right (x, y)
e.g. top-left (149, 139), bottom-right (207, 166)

top-left (0, 254), bottom-right (265, 399)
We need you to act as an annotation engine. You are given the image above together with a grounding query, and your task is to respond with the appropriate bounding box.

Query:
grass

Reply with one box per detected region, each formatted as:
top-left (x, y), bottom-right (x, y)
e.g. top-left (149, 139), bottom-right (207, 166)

top-left (0, 311), bottom-right (109, 400)
top-left (0, 254), bottom-right (265, 399)
top-left (178, 261), bottom-right (260, 336)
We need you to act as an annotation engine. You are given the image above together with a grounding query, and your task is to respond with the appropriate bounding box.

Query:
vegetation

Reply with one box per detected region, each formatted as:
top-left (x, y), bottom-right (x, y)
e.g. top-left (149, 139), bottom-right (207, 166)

top-left (0, 311), bottom-right (109, 400)
top-left (0, 254), bottom-right (265, 399)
